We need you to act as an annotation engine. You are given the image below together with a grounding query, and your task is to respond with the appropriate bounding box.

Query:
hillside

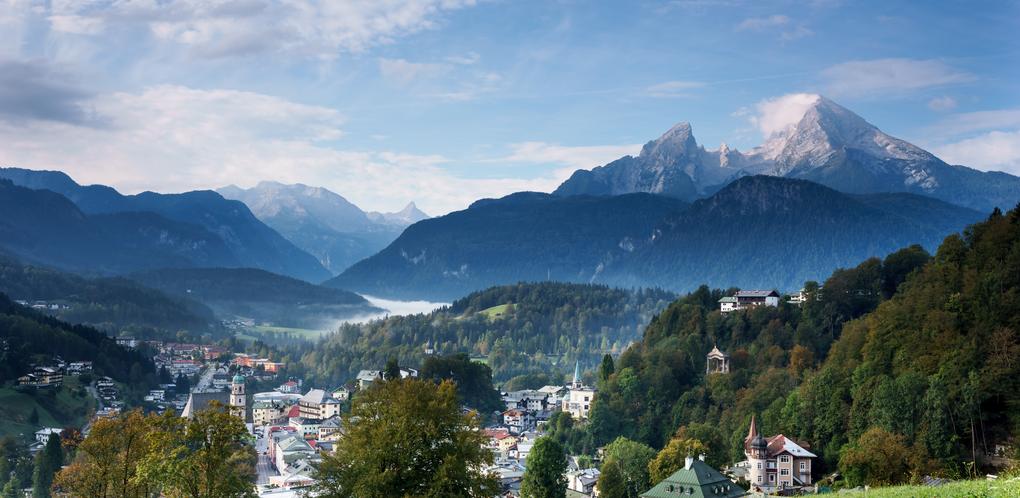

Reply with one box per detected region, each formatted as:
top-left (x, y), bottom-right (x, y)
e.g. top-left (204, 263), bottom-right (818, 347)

top-left (281, 282), bottom-right (676, 386)
top-left (327, 192), bottom-right (689, 300)
top-left (0, 295), bottom-right (159, 437)
top-left (0, 253), bottom-right (217, 340)
top-left (610, 176), bottom-right (985, 290)
top-left (328, 178), bottom-right (981, 301)
top-left (129, 267), bottom-right (382, 329)
top-left (566, 205), bottom-right (1020, 486)
top-left (0, 169), bottom-right (330, 281)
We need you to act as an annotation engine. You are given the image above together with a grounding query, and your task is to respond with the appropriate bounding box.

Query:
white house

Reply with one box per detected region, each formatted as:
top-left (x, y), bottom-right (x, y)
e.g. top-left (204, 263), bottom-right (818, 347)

top-left (719, 290), bottom-right (780, 313)
top-left (35, 428), bottom-right (63, 444)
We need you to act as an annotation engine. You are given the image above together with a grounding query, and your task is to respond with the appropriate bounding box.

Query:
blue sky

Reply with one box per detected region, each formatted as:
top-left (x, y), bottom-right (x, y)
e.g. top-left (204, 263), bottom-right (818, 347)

top-left (1, 0), bottom-right (1018, 214)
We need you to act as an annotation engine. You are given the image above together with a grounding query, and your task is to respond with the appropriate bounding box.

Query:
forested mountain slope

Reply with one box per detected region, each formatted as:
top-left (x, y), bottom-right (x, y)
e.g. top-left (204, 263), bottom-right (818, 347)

top-left (129, 267), bottom-right (381, 329)
top-left (278, 282), bottom-right (676, 387)
top-left (0, 254), bottom-right (217, 340)
top-left (571, 206), bottom-right (1020, 485)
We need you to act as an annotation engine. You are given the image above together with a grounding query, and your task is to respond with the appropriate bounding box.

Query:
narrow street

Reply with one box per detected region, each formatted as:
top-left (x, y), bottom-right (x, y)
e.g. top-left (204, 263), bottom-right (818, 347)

top-left (255, 428), bottom-right (277, 486)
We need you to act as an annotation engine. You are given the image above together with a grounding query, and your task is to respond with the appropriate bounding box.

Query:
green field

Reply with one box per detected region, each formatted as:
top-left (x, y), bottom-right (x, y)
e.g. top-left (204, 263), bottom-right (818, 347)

top-left (0, 377), bottom-right (96, 440)
top-left (236, 325), bottom-right (327, 341)
top-left (831, 478), bottom-right (1020, 497)
top-left (478, 303), bottom-right (511, 320)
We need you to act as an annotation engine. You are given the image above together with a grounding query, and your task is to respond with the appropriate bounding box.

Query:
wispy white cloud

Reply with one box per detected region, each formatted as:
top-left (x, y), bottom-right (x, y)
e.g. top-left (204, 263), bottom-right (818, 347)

top-left (378, 58), bottom-right (448, 85)
top-left (933, 130), bottom-right (1020, 174)
top-left (44, 0), bottom-right (482, 59)
top-left (735, 14), bottom-right (812, 42)
top-left (746, 93), bottom-right (820, 138)
top-left (927, 96), bottom-right (957, 112)
top-left (736, 15), bottom-right (790, 31)
top-left (0, 84), bottom-right (556, 215)
top-left (644, 80), bottom-right (705, 98)
top-left (820, 58), bottom-right (975, 97)
top-left (497, 142), bottom-right (642, 170)
top-left (926, 108), bottom-right (1020, 139)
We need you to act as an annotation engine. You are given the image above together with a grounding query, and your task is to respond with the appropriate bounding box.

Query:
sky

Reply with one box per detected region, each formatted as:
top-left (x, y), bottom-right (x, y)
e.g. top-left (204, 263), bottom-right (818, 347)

top-left (1, 0), bottom-right (1018, 215)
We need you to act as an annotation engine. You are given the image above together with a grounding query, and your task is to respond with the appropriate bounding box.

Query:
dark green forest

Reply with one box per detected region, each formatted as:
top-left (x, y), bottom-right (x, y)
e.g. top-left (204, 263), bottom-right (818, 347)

top-left (267, 282), bottom-right (675, 387)
top-left (0, 255), bottom-right (217, 341)
top-left (0, 293), bottom-right (156, 387)
top-left (548, 206), bottom-right (1020, 485)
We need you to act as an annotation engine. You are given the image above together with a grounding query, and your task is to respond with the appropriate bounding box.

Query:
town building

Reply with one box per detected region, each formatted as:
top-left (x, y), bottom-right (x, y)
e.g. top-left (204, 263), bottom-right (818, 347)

top-left (253, 400), bottom-right (290, 427)
top-left (719, 289), bottom-right (780, 313)
top-left (35, 428), bottom-right (63, 444)
top-left (298, 389), bottom-right (342, 420)
top-left (566, 468), bottom-right (601, 496)
top-left (18, 366), bottom-right (63, 388)
top-left (744, 416), bottom-right (816, 492)
top-left (502, 409), bottom-right (535, 435)
top-left (278, 380), bottom-right (301, 394)
top-left (640, 455), bottom-right (745, 498)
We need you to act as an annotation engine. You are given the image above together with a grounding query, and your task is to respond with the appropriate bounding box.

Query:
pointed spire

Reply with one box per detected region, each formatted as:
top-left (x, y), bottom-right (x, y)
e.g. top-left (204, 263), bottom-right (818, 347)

top-left (572, 360), bottom-right (581, 388)
top-left (746, 415), bottom-right (759, 445)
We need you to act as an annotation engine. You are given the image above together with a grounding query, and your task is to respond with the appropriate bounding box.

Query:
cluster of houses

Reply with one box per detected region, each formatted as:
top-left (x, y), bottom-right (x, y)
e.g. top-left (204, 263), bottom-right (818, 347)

top-left (17, 359), bottom-right (94, 388)
top-left (152, 342), bottom-right (229, 377)
top-left (480, 363), bottom-right (601, 497)
top-left (718, 288), bottom-right (820, 313)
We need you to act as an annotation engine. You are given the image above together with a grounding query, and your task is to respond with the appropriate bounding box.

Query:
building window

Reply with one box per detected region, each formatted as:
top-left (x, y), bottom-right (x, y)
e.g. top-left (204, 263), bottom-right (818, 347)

top-left (800, 462), bottom-right (807, 471)
top-left (757, 476), bottom-right (762, 483)
top-left (769, 474), bottom-right (775, 482)
top-left (779, 455), bottom-right (790, 463)
top-left (780, 469), bottom-right (789, 476)
top-left (757, 463), bottom-right (762, 470)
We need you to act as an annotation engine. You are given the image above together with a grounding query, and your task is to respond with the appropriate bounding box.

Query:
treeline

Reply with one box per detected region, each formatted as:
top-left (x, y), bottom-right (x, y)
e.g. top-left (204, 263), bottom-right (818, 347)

top-left (0, 294), bottom-right (156, 389)
top-left (0, 255), bottom-right (219, 342)
top-left (272, 282), bottom-right (675, 387)
top-left (558, 206), bottom-right (1020, 487)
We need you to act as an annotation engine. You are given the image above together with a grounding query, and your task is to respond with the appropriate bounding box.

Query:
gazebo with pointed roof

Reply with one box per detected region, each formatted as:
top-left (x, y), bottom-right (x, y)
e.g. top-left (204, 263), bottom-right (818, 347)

top-left (706, 345), bottom-right (730, 374)
top-left (640, 456), bottom-right (746, 498)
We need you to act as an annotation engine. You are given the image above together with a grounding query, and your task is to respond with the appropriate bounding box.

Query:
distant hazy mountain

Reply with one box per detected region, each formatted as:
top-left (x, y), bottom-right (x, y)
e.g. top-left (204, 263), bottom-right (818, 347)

top-left (555, 96), bottom-right (1020, 212)
top-left (130, 267), bottom-right (382, 329)
top-left (218, 182), bottom-right (428, 275)
top-left (329, 177), bottom-right (982, 300)
top-left (0, 179), bottom-right (239, 273)
top-left (326, 192), bottom-right (690, 300)
top-left (366, 202), bottom-right (430, 227)
top-left (0, 169), bottom-right (330, 281)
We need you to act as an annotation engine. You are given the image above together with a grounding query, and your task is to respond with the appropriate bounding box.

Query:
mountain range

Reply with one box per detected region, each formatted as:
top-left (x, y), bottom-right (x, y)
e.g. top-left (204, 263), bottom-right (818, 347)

top-left (330, 176), bottom-right (984, 300)
top-left (0, 169), bottom-right (330, 281)
top-left (555, 95), bottom-right (1020, 212)
top-left (218, 182), bottom-right (428, 274)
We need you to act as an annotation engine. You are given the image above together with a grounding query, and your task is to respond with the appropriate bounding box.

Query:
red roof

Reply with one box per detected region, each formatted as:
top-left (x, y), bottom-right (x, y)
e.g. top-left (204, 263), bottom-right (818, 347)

top-left (287, 405), bottom-right (300, 418)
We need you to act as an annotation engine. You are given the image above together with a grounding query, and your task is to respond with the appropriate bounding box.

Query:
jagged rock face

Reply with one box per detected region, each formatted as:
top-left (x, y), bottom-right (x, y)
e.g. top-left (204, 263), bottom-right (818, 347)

top-left (554, 96), bottom-right (1020, 212)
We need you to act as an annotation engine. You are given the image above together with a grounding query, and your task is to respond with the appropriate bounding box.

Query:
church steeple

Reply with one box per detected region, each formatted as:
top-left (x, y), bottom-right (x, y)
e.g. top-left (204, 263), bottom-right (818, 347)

top-left (572, 360), bottom-right (581, 389)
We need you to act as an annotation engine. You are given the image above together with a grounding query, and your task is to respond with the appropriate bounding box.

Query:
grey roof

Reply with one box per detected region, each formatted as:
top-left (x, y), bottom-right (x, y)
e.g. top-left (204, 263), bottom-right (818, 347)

top-left (734, 290), bottom-right (779, 298)
top-left (718, 296), bottom-right (738, 303)
top-left (300, 388), bottom-right (338, 405)
top-left (180, 391), bottom-right (230, 418)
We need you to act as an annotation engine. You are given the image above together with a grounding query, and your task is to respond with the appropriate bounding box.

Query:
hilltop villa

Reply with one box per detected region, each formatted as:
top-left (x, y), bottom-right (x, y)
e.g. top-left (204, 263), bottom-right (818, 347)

top-left (719, 290), bottom-right (780, 313)
top-left (744, 416), bottom-right (816, 492)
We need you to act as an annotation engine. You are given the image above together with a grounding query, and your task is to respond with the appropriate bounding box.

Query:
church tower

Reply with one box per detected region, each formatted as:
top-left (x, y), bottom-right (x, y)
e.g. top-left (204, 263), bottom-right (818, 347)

top-left (745, 415), bottom-right (768, 489)
top-left (230, 374), bottom-right (246, 420)
top-left (571, 360), bottom-right (582, 389)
